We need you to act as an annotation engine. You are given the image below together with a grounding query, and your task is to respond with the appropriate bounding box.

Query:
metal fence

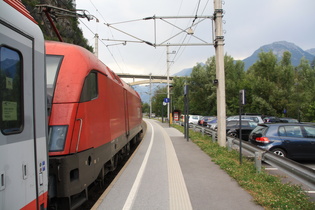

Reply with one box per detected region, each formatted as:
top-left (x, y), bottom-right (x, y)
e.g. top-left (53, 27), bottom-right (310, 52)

top-left (174, 121), bottom-right (315, 191)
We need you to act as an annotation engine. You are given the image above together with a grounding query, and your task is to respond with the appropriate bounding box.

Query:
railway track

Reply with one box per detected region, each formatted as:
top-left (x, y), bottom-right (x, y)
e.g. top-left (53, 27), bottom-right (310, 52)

top-left (76, 140), bottom-right (142, 210)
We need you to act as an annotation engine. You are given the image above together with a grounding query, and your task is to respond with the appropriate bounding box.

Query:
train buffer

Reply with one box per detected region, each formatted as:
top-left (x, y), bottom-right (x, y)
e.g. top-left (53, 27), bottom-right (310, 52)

top-left (92, 119), bottom-right (263, 210)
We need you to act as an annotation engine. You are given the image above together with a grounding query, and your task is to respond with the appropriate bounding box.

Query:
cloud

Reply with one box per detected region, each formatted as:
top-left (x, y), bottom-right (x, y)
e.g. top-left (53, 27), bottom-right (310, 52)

top-left (76, 0), bottom-right (315, 75)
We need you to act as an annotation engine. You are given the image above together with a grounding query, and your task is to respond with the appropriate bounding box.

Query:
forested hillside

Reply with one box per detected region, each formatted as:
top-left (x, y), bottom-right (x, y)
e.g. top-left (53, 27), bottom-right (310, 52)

top-left (22, 0), bottom-right (93, 52)
top-left (151, 51), bottom-right (315, 122)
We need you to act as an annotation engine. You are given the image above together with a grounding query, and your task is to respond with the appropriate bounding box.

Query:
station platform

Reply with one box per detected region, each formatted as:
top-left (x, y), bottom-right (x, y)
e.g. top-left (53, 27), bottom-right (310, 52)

top-left (92, 119), bottom-right (263, 210)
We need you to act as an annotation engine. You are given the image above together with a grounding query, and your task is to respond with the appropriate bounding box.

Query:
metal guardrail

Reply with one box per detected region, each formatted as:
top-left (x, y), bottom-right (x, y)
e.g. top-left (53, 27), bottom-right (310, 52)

top-left (174, 121), bottom-right (315, 191)
top-left (231, 138), bottom-right (315, 191)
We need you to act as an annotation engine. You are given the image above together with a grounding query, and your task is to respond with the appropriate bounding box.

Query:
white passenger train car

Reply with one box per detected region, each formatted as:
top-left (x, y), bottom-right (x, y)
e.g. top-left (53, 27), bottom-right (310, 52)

top-left (0, 0), bottom-right (48, 209)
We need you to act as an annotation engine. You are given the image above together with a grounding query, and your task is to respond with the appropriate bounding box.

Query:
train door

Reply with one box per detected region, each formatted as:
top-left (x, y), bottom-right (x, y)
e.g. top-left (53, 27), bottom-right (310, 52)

top-left (0, 2), bottom-right (48, 210)
top-left (124, 89), bottom-right (130, 137)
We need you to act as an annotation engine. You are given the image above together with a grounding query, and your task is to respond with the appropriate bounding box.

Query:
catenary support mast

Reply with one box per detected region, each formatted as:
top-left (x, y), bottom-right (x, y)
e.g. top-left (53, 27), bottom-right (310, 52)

top-left (214, 0), bottom-right (226, 146)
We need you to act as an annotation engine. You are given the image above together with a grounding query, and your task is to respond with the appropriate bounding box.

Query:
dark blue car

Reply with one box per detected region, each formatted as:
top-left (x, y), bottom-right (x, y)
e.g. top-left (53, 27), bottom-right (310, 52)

top-left (249, 123), bottom-right (315, 160)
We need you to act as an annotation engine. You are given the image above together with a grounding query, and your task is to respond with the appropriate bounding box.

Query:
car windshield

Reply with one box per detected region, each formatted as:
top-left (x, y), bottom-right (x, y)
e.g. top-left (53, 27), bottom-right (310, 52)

top-left (248, 122), bottom-right (258, 127)
top-left (239, 121), bottom-right (257, 127)
top-left (287, 119), bottom-right (299, 123)
top-left (243, 116), bottom-right (259, 123)
top-left (251, 125), bottom-right (267, 134)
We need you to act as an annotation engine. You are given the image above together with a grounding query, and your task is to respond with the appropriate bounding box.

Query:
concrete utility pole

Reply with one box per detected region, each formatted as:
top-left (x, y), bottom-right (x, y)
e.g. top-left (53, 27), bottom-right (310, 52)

top-left (94, 33), bottom-right (99, 58)
top-left (214, 0), bottom-right (226, 147)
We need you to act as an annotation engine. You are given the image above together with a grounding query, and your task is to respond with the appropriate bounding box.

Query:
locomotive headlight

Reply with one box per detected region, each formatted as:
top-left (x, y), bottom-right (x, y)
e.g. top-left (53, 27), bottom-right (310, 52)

top-left (48, 125), bottom-right (68, 152)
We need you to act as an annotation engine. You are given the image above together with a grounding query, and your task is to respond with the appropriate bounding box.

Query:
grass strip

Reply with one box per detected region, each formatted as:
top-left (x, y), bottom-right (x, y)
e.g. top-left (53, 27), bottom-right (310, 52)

top-left (172, 124), bottom-right (315, 210)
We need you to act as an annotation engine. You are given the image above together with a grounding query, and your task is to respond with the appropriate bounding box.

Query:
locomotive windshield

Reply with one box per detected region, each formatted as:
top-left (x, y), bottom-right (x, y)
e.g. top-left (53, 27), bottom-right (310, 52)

top-left (46, 55), bottom-right (63, 115)
top-left (46, 55), bottom-right (63, 94)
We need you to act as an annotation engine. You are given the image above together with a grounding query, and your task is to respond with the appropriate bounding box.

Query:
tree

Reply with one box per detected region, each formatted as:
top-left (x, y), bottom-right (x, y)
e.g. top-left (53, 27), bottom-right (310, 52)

top-left (151, 86), bottom-right (167, 117)
top-left (274, 51), bottom-right (295, 116)
top-left (171, 55), bottom-right (247, 117)
top-left (311, 57), bottom-right (315, 70)
top-left (142, 102), bottom-right (150, 115)
top-left (188, 62), bottom-right (216, 115)
top-left (294, 58), bottom-right (315, 121)
top-left (170, 51), bottom-right (315, 122)
top-left (245, 51), bottom-right (279, 115)
top-left (224, 55), bottom-right (246, 115)
top-left (170, 77), bottom-right (186, 113)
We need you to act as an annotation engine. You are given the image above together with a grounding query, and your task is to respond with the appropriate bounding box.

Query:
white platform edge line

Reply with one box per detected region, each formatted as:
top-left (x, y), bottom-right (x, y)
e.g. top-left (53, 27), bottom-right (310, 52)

top-left (122, 120), bottom-right (155, 210)
top-left (92, 119), bottom-right (152, 210)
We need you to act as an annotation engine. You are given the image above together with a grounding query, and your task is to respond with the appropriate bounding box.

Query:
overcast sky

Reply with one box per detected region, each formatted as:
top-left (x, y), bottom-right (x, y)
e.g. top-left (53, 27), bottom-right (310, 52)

top-left (76, 0), bottom-right (314, 77)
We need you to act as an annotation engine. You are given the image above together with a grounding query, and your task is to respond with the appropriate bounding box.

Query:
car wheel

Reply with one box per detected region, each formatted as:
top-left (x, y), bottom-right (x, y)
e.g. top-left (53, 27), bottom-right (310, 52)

top-left (271, 148), bottom-right (286, 157)
top-left (228, 132), bottom-right (238, 138)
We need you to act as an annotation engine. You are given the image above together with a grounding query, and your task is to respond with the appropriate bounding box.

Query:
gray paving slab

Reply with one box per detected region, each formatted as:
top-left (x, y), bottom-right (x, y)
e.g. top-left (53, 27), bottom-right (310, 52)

top-left (156, 121), bottom-right (263, 210)
top-left (94, 119), bottom-right (263, 210)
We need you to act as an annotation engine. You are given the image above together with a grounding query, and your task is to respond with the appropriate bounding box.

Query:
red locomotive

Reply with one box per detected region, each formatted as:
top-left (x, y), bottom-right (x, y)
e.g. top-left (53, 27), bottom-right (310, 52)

top-left (46, 41), bottom-right (143, 209)
top-left (1, 1), bottom-right (143, 209)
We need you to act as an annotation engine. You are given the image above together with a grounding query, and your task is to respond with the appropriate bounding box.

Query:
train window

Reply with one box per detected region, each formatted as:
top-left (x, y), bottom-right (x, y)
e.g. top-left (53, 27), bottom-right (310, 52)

top-left (0, 46), bottom-right (23, 134)
top-left (80, 72), bottom-right (98, 102)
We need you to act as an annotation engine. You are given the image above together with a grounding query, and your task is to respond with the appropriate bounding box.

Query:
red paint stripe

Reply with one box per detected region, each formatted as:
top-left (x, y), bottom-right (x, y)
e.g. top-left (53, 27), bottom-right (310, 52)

top-left (4, 0), bottom-right (37, 24)
top-left (20, 191), bottom-right (48, 210)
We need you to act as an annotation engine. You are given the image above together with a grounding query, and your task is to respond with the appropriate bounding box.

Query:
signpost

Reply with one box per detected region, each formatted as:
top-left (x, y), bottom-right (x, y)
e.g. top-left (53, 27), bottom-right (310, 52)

top-left (184, 85), bottom-right (189, 141)
top-left (162, 98), bottom-right (169, 123)
top-left (164, 98), bottom-right (172, 127)
top-left (239, 89), bottom-right (246, 164)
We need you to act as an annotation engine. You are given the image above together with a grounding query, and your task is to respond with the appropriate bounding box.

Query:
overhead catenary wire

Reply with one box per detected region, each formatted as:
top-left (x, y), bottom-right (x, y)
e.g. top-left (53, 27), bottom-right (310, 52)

top-left (57, 0), bottom-right (126, 72)
top-left (80, 0), bottom-right (132, 73)
top-left (170, 0), bottom-right (212, 69)
top-left (78, 19), bottom-right (125, 73)
top-left (167, 0), bottom-right (211, 74)
top-left (76, 0), bottom-right (214, 79)
top-left (89, 0), bottom-right (129, 73)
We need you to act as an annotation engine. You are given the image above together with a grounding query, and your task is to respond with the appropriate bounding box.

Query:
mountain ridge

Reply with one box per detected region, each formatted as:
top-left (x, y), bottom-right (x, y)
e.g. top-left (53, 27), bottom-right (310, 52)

top-left (174, 41), bottom-right (315, 75)
top-left (243, 41), bottom-right (315, 70)
top-left (138, 41), bottom-right (315, 103)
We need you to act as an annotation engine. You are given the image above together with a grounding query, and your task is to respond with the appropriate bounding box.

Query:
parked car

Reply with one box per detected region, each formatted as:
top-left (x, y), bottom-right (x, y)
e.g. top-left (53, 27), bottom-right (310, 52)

top-left (198, 116), bottom-right (216, 126)
top-left (249, 123), bottom-right (315, 160)
top-left (227, 115), bottom-right (264, 124)
top-left (207, 118), bottom-right (217, 130)
top-left (263, 116), bottom-right (281, 123)
top-left (189, 115), bottom-right (203, 125)
top-left (280, 117), bottom-right (299, 123)
top-left (226, 120), bottom-right (258, 140)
